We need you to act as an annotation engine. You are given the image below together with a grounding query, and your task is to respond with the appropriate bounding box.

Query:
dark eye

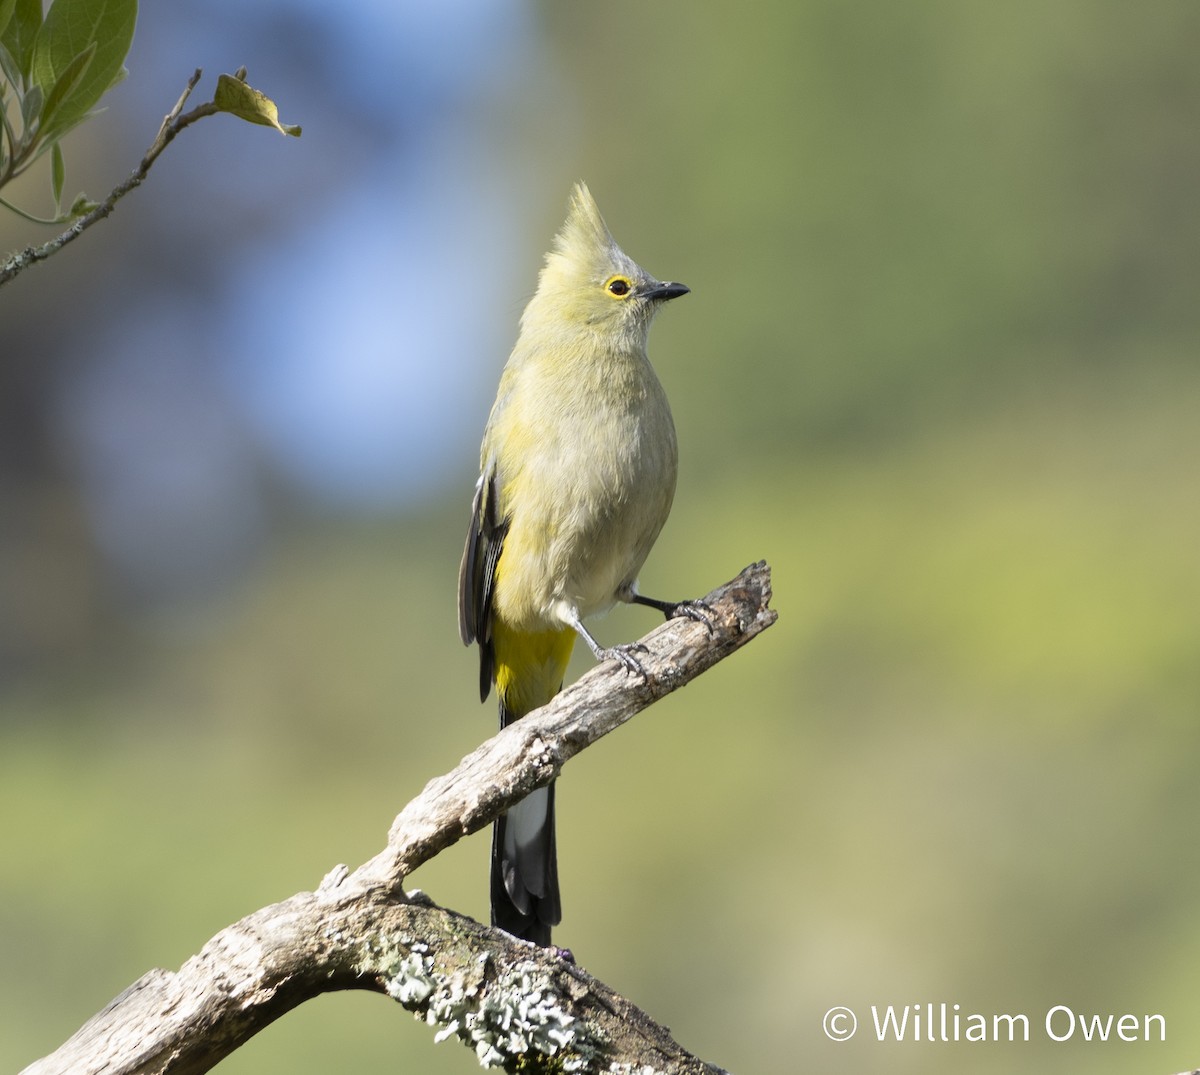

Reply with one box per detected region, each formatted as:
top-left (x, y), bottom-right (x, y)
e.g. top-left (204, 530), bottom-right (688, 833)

top-left (606, 277), bottom-right (631, 297)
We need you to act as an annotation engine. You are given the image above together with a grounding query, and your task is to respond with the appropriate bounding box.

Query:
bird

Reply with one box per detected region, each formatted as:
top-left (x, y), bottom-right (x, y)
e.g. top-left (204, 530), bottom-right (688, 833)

top-left (457, 181), bottom-right (692, 946)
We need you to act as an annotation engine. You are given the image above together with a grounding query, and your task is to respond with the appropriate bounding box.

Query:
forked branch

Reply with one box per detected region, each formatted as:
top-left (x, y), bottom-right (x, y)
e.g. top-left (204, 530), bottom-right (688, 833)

top-left (22, 562), bottom-right (775, 1075)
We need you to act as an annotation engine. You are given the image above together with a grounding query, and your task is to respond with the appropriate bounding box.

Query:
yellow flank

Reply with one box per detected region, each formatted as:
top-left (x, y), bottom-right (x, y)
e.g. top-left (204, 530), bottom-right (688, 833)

top-left (492, 619), bottom-right (576, 718)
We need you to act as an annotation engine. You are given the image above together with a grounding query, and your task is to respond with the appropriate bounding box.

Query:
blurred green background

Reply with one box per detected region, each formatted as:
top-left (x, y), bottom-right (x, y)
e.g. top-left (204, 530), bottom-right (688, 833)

top-left (3, 2), bottom-right (1199, 1073)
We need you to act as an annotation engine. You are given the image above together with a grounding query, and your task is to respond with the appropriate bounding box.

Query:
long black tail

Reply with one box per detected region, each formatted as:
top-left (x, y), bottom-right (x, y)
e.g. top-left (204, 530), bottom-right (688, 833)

top-left (491, 784), bottom-right (560, 945)
top-left (491, 698), bottom-right (561, 945)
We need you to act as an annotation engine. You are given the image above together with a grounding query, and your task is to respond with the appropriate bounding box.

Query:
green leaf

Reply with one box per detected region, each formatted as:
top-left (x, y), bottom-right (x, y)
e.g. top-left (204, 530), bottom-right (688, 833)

top-left (18, 78), bottom-right (40, 134)
top-left (31, 0), bottom-right (136, 133)
top-left (0, 38), bottom-right (21, 91)
top-left (68, 190), bottom-right (96, 216)
top-left (0, 103), bottom-right (12, 175)
top-left (38, 40), bottom-right (95, 135)
top-left (50, 138), bottom-right (64, 206)
top-left (24, 105), bottom-right (89, 166)
top-left (213, 72), bottom-right (301, 137)
top-left (0, 0), bottom-right (18, 45)
top-left (0, 0), bottom-right (41, 79)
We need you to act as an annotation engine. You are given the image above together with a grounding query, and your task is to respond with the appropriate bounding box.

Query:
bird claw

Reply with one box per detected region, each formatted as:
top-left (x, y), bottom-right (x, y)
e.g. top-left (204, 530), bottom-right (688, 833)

top-left (666, 598), bottom-right (716, 636)
top-left (601, 641), bottom-right (650, 678)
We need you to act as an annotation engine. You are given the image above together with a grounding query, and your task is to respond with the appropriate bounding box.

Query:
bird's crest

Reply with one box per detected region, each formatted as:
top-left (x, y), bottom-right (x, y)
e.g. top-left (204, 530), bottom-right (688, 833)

top-left (544, 181), bottom-right (635, 288)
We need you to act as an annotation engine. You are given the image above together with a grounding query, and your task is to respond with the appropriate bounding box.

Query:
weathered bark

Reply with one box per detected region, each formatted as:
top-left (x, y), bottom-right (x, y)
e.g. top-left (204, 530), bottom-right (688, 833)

top-left (23, 562), bottom-right (775, 1075)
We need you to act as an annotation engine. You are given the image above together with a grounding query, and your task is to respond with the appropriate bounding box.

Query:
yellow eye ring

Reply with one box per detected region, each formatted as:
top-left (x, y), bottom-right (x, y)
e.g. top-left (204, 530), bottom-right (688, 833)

top-left (605, 276), bottom-right (632, 298)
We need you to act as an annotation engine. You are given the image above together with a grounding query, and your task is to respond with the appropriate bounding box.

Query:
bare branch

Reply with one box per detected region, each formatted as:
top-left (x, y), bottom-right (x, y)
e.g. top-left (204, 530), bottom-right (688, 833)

top-left (21, 562), bottom-right (774, 1075)
top-left (26, 893), bottom-right (735, 1075)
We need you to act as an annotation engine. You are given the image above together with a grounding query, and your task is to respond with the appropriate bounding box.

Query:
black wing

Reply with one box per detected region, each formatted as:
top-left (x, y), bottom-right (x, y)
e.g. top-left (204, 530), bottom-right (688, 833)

top-left (457, 466), bottom-right (508, 702)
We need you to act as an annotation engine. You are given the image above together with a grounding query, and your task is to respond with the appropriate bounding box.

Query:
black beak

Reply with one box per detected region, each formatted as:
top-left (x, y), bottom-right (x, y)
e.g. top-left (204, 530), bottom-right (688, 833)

top-left (643, 281), bottom-right (690, 302)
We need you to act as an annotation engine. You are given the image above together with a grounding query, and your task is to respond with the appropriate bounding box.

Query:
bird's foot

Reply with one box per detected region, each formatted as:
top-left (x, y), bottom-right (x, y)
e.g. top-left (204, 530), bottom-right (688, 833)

top-left (665, 598), bottom-right (716, 635)
top-left (599, 641), bottom-right (650, 678)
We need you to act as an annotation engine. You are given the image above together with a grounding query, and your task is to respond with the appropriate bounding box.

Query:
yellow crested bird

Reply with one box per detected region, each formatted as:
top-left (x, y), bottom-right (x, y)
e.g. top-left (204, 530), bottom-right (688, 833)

top-left (458, 182), bottom-right (693, 946)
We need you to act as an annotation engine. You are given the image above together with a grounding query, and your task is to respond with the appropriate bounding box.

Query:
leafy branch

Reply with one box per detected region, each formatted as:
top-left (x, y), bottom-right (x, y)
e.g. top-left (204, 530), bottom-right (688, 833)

top-left (1, 0), bottom-right (300, 287)
top-left (1, 0), bottom-right (138, 220)
top-left (0, 65), bottom-right (300, 286)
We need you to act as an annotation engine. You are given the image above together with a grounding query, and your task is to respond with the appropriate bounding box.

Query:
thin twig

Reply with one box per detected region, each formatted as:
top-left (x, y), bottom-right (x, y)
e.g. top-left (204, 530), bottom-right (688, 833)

top-left (0, 69), bottom-right (219, 288)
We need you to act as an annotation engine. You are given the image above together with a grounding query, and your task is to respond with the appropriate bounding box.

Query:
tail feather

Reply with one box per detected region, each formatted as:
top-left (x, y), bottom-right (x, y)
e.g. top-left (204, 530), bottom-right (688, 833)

top-left (491, 783), bottom-right (560, 946)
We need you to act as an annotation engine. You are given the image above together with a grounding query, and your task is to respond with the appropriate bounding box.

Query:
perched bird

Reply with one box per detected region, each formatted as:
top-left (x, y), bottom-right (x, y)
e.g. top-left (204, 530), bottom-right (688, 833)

top-left (458, 182), bottom-right (692, 946)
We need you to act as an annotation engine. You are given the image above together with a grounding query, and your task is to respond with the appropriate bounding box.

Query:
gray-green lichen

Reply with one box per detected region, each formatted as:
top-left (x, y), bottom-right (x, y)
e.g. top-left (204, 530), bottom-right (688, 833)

top-left (364, 936), bottom-right (606, 1070)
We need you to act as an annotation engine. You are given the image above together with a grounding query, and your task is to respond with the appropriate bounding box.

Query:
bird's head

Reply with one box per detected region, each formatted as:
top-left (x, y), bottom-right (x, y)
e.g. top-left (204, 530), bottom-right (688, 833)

top-left (530, 182), bottom-right (688, 348)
